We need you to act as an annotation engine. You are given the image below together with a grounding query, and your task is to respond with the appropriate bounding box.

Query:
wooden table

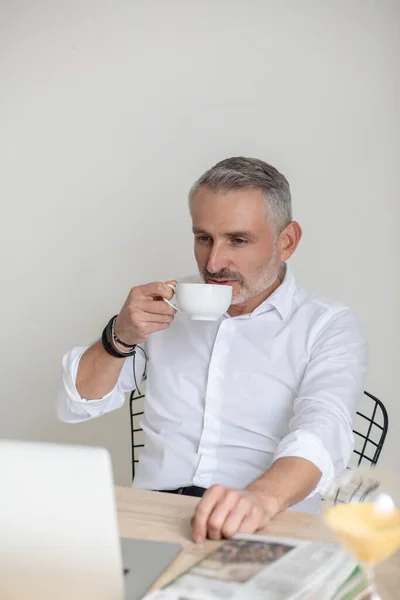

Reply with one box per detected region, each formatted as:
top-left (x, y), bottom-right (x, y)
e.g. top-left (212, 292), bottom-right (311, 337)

top-left (116, 487), bottom-right (400, 598)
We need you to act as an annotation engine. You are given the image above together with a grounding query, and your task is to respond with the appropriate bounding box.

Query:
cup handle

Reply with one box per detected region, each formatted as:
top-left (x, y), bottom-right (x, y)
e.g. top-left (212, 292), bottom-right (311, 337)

top-left (163, 283), bottom-right (179, 311)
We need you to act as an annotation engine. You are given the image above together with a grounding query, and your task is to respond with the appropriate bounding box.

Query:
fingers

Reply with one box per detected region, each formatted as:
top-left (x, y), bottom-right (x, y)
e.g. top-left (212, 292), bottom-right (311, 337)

top-left (137, 308), bottom-right (175, 323)
top-left (129, 283), bottom-right (177, 317)
top-left (114, 306), bottom-right (173, 345)
top-left (141, 300), bottom-right (176, 317)
top-left (192, 485), bottom-right (225, 543)
top-left (238, 507), bottom-right (265, 534)
top-left (114, 281), bottom-right (178, 345)
top-left (192, 487), bottom-right (270, 543)
top-left (133, 281), bottom-right (177, 301)
top-left (219, 498), bottom-right (253, 539)
top-left (207, 492), bottom-right (243, 541)
top-left (165, 279), bottom-right (178, 291)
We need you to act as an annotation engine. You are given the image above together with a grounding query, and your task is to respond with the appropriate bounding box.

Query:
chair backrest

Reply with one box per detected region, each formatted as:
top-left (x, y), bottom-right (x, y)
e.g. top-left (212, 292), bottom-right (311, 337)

top-left (129, 390), bottom-right (389, 480)
top-left (350, 391), bottom-right (389, 468)
top-left (129, 389), bottom-right (145, 481)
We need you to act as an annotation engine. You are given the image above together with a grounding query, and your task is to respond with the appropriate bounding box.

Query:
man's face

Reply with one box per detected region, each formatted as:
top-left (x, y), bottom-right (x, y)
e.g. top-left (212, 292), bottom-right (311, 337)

top-left (191, 187), bottom-right (282, 304)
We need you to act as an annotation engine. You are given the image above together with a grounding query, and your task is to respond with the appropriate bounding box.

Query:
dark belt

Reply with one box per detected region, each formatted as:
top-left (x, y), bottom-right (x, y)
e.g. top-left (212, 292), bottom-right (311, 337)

top-left (156, 485), bottom-right (206, 498)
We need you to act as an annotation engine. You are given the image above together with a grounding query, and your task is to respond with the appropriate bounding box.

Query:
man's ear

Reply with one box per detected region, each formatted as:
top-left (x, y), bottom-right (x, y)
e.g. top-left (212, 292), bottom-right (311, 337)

top-left (278, 221), bottom-right (302, 262)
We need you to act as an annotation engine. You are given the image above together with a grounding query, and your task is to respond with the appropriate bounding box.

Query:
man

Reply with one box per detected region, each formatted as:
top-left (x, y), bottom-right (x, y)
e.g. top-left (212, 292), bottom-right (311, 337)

top-left (58, 157), bottom-right (367, 544)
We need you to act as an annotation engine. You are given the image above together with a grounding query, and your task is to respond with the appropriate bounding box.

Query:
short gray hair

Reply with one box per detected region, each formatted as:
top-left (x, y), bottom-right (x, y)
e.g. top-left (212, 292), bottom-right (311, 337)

top-left (189, 156), bottom-right (292, 234)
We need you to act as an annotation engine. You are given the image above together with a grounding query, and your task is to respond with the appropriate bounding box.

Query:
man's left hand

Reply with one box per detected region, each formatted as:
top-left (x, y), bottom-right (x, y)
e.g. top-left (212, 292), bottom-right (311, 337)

top-left (191, 484), bottom-right (281, 543)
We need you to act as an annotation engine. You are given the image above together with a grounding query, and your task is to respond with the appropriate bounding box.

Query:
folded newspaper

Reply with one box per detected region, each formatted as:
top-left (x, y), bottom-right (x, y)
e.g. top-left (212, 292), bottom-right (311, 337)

top-left (145, 534), bottom-right (371, 600)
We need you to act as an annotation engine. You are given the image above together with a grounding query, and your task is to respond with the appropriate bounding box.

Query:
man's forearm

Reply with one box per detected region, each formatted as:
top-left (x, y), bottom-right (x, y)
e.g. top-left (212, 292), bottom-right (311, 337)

top-left (192, 457), bottom-right (323, 542)
top-left (76, 340), bottom-right (126, 400)
top-left (247, 457), bottom-right (322, 516)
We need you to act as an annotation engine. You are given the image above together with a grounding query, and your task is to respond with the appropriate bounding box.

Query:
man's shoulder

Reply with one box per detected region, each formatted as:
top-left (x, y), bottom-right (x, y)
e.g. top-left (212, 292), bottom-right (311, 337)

top-left (294, 290), bottom-right (367, 359)
top-left (294, 286), bottom-right (364, 334)
top-left (300, 291), bottom-right (352, 315)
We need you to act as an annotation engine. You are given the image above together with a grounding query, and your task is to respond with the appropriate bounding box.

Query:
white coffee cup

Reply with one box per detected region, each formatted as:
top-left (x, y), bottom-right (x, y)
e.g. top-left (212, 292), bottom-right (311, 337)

top-left (163, 282), bottom-right (232, 321)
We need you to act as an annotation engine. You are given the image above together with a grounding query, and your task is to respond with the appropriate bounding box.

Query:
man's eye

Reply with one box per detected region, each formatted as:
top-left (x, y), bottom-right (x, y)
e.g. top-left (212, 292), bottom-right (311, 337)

top-left (197, 236), bottom-right (211, 243)
top-left (233, 238), bottom-right (247, 246)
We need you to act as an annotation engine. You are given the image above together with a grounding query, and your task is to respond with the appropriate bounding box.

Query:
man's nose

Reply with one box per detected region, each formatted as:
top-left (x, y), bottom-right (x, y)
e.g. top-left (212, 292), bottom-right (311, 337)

top-left (206, 243), bottom-right (229, 274)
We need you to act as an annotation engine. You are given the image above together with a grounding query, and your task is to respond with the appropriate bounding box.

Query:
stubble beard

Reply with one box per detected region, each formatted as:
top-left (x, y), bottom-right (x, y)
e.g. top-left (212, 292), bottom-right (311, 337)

top-left (200, 246), bottom-right (280, 305)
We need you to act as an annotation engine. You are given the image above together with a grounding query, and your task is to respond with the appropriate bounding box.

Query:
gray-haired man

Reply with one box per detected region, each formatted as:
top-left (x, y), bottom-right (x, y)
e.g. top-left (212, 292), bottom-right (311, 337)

top-left (58, 157), bottom-right (367, 543)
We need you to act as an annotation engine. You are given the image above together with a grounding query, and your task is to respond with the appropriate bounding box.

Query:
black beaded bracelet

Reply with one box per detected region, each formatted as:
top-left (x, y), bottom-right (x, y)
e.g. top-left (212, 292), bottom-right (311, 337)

top-left (112, 319), bottom-right (136, 349)
top-left (101, 316), bottom-right (136, 359)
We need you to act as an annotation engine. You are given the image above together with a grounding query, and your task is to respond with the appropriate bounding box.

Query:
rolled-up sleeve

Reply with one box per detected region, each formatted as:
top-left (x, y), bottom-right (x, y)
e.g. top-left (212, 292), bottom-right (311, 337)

top-left (56, 345), bottom-right (143, 423)
top-left (273, 308), bottom-right (368, 495)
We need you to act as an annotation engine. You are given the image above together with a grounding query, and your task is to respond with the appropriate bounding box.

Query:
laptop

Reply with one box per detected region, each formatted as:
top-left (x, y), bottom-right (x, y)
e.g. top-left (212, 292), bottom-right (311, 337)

top-left (0, 439), bottom-right (181, 600)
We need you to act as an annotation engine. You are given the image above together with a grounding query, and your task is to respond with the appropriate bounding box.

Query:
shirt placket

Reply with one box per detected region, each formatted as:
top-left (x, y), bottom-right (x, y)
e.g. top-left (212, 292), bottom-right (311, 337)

top-left (192, 319), bottom-right (236, 488)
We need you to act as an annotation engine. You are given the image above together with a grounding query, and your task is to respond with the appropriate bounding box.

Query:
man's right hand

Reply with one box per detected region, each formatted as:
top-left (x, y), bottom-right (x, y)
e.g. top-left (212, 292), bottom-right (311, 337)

top-left (114, 281), bottom-right (177, 346)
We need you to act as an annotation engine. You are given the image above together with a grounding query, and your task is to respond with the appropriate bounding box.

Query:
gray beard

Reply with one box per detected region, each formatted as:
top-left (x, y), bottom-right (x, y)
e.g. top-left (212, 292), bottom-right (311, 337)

top-left (230, 267), bottom-right (279, 305)
top-left (198, 254), bottom-right (280, 306)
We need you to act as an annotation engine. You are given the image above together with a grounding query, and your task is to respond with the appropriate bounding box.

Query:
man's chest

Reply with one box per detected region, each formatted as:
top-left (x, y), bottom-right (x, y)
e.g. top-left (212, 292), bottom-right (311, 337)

top-left (145, 312), bottom-right (314, 435)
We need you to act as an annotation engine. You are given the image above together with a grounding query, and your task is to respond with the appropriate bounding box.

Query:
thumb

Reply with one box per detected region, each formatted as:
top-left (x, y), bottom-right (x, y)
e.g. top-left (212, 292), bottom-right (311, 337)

top-left (164, 280), bottom-right (178, 296)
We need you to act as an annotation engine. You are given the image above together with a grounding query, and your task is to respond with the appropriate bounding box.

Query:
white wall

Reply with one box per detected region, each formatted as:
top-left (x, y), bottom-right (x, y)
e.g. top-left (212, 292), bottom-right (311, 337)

top-left (1, 0), bottom-right (399, 485)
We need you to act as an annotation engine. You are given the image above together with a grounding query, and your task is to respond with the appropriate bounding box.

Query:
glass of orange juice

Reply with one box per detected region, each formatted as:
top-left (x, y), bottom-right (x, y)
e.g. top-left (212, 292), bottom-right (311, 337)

top-left (322, 467), bottom-right (400, 599)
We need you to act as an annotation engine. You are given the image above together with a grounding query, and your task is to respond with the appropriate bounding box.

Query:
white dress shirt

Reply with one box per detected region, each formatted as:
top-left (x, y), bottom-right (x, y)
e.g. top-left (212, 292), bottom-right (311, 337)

top-left (57, 264), bottom-right (368, 513)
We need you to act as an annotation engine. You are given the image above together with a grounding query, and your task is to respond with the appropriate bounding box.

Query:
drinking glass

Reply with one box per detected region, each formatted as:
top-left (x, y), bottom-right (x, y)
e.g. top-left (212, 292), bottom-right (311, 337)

top-left (322, 467), bottom-right (400, 599)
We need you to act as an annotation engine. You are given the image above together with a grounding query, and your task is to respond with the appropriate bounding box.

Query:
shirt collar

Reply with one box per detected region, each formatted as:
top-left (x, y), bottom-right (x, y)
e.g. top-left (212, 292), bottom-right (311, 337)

top-left (251, 262), bottom-right (297, 320)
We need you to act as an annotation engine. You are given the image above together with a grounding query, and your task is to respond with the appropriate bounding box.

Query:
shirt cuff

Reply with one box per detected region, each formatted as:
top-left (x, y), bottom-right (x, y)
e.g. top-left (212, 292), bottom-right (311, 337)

top-left (60, 346), bottom-right (118, 419)
top-left (273, 430), bottom-right (335, 496)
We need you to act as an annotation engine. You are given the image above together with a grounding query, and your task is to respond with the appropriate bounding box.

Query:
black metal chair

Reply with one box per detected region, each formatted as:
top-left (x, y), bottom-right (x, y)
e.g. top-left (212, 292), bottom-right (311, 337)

top-left (129, 389), bottom-right (388, 481)
top-left (129, 388), bottom-right (146, 481)
top-left (350, 391), bottom-right (388, 468)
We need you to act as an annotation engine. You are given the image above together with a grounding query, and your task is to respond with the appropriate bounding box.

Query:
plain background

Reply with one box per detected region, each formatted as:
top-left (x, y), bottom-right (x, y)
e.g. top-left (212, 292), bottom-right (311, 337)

top-left (1, 0), bottom-right (399, 485)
